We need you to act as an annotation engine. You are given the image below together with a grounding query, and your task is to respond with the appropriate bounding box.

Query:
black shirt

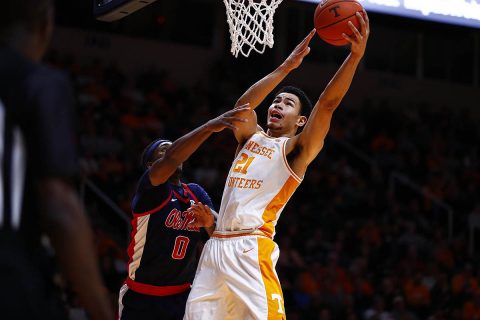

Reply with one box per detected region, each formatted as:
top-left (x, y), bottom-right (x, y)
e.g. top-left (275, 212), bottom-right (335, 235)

top-left (0, 46), bottom-right (77, 318)
top-left (0, 46), bottom-right (77, 234)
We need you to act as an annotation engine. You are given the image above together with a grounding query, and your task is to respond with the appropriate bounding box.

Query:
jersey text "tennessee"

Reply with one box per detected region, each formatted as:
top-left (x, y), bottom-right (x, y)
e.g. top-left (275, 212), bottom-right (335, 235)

top-left (244, 141), bottom-right (275, 159)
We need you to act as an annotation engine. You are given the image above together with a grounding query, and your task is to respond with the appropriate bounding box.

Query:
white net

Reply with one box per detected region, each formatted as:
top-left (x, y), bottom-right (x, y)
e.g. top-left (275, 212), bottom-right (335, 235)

top-left (223, 0), bottom-right (283, 58)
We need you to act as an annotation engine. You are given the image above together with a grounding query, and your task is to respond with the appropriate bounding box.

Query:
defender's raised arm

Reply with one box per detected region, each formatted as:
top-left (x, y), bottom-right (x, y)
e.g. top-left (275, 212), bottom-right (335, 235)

top-left (149, 104), bottom-right (249, 186)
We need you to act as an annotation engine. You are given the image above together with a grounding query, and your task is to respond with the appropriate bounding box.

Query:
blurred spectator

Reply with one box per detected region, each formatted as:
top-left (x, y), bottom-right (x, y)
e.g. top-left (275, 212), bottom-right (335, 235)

top-left (391, 296), bottom-right (418, 320)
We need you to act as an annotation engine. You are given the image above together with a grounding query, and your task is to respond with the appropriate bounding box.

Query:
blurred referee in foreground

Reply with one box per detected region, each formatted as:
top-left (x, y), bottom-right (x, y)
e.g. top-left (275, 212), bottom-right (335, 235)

top-left (0, 0), bottom-right (113, 319)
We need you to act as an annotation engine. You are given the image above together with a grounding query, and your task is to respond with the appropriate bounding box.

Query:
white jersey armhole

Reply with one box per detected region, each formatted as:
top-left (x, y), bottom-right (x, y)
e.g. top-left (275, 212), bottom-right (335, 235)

top-left (281, 139), bottom-right (303, 183)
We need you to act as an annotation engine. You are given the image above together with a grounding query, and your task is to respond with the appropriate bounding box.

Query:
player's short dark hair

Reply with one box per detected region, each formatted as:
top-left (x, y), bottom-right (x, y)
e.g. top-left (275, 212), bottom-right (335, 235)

top-left (0, 0), bottom-right (53, 40)
top-left (275, 86), bottom-right (313, 117)
top-left (141, 139), bottom-right (172, 168)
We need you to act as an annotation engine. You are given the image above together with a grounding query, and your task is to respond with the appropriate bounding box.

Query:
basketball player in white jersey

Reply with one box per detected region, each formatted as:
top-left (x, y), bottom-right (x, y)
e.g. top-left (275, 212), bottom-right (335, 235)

top-left (184, 11), bottom-right (369, 320)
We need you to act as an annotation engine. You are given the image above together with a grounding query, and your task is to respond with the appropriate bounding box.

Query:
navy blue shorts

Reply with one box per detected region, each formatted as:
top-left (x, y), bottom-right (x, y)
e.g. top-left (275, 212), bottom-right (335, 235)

top-left (120, 288), bottom-right (190, 320)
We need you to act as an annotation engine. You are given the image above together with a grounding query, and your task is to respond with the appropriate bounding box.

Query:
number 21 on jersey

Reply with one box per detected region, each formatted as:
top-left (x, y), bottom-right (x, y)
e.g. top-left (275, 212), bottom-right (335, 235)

top-left (233, 153), bottom-right (255, 174)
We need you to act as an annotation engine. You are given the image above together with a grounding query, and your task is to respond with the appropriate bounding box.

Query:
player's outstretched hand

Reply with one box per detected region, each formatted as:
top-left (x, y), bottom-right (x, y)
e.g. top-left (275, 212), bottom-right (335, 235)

top-left (283, 29), bottom-right (316, 71)
top-left (342, 9), bottom-right (370, 59)
top-left (188, 202), bottom-right (215, 228)
top-left (205, 104), bottom-right (250, 133)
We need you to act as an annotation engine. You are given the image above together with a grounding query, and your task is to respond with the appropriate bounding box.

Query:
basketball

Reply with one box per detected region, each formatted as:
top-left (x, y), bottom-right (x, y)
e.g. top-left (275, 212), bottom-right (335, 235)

top-left (314, 0), bottom-right (364, 46)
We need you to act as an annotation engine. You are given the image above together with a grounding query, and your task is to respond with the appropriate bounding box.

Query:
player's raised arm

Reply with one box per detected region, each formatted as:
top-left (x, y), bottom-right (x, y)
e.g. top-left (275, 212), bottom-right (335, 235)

top-left (233, 29), bottom-right (317, 144)
top-left (149, 104), bottom-right (249, 186)
top-left (294, 11), bottom-right (369, 168)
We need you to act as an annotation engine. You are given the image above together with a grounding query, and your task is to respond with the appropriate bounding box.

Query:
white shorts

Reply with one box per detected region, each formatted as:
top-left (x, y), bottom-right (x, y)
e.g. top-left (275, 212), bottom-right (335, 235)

top-left (184, 231), bottom-right (286, 320)
top-left (118, 283), bottom-right (128, 319)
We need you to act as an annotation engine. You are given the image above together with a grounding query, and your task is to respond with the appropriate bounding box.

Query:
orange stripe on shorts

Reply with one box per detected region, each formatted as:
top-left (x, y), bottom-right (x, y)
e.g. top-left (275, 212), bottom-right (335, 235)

top-left (257, 237), bottom-right (286, 320)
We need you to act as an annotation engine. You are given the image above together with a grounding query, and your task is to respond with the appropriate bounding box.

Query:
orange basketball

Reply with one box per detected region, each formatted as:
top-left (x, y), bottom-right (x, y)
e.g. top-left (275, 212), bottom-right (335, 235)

top-left (314, 0), bottom-right (364, 46)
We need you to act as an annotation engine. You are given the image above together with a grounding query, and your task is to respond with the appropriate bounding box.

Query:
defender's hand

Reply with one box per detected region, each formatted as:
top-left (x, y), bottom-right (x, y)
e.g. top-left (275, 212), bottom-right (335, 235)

top-left (204, 104), bottom-right (250, 133)
top-left (187, 202), bottom-right (215, 228)
top-left (342, 10), bottom-right (370, 59)
top-left (283, 29), bottom-right (316, 71)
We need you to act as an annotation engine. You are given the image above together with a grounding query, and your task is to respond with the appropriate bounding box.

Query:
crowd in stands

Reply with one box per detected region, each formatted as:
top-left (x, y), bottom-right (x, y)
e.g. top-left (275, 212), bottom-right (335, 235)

top-left (46, 50), bottom-right (479, 319)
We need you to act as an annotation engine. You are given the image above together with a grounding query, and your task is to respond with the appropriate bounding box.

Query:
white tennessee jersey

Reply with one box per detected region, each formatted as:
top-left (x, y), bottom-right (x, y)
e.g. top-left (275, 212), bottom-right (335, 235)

top-left (216, 131), bottom-right (303, 238)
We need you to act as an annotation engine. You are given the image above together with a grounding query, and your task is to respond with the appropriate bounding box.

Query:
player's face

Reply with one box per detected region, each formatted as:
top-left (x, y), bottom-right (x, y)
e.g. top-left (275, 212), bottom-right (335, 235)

top-left (267, 93), bottom-right (306, 133)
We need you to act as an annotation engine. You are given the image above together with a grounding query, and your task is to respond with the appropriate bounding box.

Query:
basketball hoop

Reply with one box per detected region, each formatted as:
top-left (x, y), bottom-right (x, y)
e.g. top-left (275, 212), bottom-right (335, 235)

top-left (223, 0), bottom-right (283, 58)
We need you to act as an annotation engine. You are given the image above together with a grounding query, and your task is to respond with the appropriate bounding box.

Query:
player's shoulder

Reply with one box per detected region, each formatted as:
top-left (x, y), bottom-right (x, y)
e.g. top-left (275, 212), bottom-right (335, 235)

top-left (137, 169), bottom-right (162, 191)
top-left (186, 183), bottom-right (211, 198)
top-left (136, 170), bottom-right (173, 195)
top-left (186, 183), bottom-right (214, 208)
top-left (238, 127), bottom-right (264, 146)
top-left (186, 182), bottom-right (206, 193)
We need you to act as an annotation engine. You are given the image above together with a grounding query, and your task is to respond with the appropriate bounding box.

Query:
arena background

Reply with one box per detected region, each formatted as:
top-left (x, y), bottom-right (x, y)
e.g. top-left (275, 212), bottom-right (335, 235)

top-left (51, 1), bottom-right (480, 319)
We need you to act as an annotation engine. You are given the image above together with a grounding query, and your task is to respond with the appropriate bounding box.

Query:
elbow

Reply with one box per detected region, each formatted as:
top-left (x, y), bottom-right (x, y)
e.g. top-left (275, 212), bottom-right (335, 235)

top-left (321, 100), bottom-right (340, 112)
top-left (318, 94), bottom-right (341, 112)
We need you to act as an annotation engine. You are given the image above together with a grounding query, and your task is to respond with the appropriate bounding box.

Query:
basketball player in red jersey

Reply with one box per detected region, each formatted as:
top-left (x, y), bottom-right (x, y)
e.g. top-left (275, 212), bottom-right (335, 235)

top-left (185, 10), bottom-right (369, 320)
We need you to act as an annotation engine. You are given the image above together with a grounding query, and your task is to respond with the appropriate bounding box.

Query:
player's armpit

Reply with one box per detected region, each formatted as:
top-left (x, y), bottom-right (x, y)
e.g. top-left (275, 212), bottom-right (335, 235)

top-left (289, 105), bottom-right (333, 168)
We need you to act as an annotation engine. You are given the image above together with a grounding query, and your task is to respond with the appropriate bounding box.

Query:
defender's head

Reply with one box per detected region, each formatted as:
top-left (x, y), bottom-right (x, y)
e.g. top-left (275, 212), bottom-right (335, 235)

top-left (267, 86), bottom-right (313, 136)
top-left (142, 139), bottom-right (171, 166)
top-left (0, 0), bottom-right (54, 62)
top-left (141, 138), bottom-right (183, 179)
